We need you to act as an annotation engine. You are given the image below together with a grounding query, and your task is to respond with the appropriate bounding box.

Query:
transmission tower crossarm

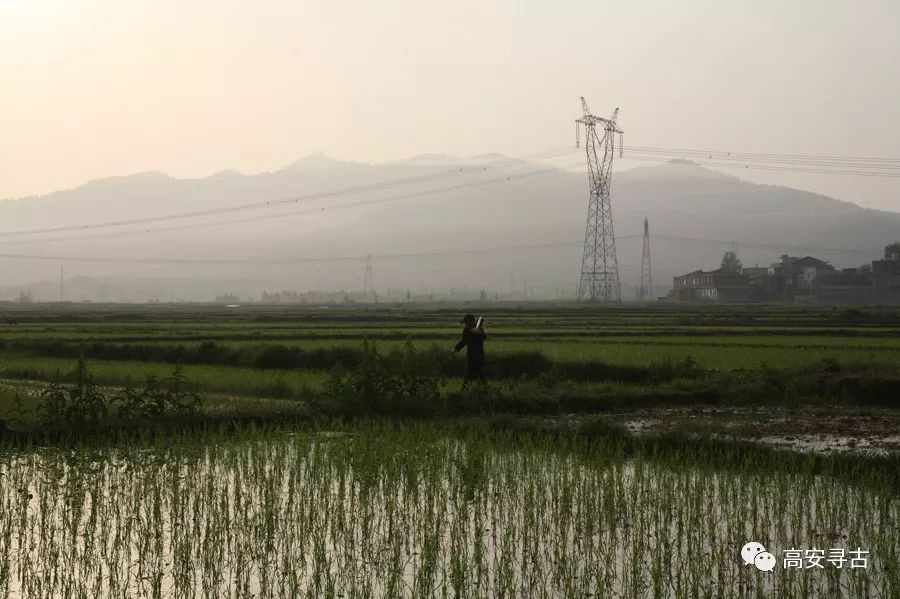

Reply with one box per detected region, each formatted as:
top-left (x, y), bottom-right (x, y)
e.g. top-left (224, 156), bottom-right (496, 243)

top-left (575, 107), bottom-right (623, 133)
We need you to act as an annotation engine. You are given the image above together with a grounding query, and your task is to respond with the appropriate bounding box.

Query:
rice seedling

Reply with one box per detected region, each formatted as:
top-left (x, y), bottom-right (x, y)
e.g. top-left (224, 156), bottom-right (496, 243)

top-left (0, 421), bottom-right (895, 598)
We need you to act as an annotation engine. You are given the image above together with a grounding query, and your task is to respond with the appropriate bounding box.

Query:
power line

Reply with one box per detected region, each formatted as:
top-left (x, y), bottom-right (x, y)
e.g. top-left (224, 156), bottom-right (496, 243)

top-left (626, 150), bottom-right (900, 171)
top-left (0, 233), bottom-right (879, 266)
top-left (620, 155), bottom-right (900, 178)
top-left (653, 234), bottom-right (879, 255)
top-left (625, 144), bottom-right (900, 164)
top-left (0, 239), bottom-right (604, 265)
top-left (621, 144), bottom-right (900, 175)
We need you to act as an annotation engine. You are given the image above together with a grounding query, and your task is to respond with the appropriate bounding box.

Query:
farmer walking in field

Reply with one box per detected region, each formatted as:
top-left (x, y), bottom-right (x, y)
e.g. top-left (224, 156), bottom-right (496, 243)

top-left (452, 314), bottom-right (487, 388)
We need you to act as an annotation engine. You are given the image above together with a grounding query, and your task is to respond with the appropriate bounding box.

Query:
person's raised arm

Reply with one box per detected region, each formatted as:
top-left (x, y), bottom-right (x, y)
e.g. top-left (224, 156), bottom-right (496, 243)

top-left (453, 331), bottom-right (467, 352)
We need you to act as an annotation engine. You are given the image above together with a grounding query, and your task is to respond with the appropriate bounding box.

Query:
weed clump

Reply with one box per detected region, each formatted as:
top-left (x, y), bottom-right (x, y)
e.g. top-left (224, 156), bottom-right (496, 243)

top-left (647, 354), bottom-right (702, 382)
top-left (38, 354), bottom-right (108, 428)
top-left (36, 355), bottom-right (202, 430)
top-left (117, 364), bottom-right (201, 422)
top-left (319, 338), bottom-right (441, 417)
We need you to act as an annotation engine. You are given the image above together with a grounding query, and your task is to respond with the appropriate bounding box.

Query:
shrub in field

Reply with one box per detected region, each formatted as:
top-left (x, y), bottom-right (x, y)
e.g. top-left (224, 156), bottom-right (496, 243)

top-left (423, 347), bottom-right (699, 385)
top-left (253, 344), bottom-right (303, 369)
top-left (320, 339), bottom-right (441, 416)
top-left (647, 354), bottom-right (702, 382)
top-left (252, 344), bottom-right (364, 370)
top-left (36, 356), bottom-right (202, 429)
top-left (38, 354), bottom-right (108, 428)
top-left (677, 354), bottom-right (701, 378)
top-left (117, 364), bottom-right (201, 421)
top-left (193, 340), bottom-right (238, 364)
top-left (757, 361), bottom-right (804, 403)
top-left (759, 361), bottom-right (790, 392)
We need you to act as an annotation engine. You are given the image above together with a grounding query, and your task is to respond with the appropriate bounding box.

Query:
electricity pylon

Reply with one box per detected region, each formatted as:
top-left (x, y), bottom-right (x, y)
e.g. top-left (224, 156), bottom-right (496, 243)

top-left (639, 217), bottom-right (653, 301)
top-left (575, 97), bottom-right (623, 302)
top-left (362, 254), bottom-right (377, 303)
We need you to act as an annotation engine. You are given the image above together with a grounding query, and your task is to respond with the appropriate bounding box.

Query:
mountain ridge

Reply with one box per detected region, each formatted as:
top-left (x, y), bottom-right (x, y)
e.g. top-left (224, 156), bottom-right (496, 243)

top-left (0, 155), bottom-right (896, 302)
top-left (3, 156), bottom-right (896, 218)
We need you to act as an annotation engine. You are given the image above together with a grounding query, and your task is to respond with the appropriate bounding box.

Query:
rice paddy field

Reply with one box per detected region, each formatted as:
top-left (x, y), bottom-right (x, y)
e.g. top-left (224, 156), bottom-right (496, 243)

top-left (1, 422), bottom-right (898, 598)
top-left (0, 302), bottom-right (898, 598)
top-left (0, 302), bottom-right (898, 400)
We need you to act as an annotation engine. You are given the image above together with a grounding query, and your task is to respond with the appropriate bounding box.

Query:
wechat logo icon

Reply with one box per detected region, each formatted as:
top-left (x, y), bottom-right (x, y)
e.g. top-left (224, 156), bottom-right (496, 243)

top-left (742, 541), bottom-right (775, 572)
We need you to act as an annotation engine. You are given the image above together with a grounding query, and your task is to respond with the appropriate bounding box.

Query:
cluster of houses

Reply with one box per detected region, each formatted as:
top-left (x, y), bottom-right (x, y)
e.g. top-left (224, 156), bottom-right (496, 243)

top-left (669, 247), bottom-right (900, 305)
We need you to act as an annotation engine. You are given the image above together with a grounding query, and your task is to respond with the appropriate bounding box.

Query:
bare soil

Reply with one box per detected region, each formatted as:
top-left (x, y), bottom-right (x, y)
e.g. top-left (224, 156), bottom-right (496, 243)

top-left (616, 405), bottom-right (900, 454)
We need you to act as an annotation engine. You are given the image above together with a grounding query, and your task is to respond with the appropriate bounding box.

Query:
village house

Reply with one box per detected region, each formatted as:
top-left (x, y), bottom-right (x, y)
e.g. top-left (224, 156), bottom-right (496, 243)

top-left (872, 247), bottom-right (900, 304)
top-left (671, 269), bottom-right (756, 303)
top-left (768, 255), bottom-right (835, 301)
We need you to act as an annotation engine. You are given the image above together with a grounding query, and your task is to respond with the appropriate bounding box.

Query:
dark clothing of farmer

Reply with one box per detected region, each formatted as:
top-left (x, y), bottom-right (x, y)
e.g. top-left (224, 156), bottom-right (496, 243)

top-left (453, 314), bottom-right (487, 387)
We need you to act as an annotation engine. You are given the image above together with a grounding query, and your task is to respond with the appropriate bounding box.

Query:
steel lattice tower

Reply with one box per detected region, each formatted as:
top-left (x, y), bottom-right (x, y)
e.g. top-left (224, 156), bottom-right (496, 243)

top-left (639, 217), bottom-right (653, 301)
top-left (575, 97), bottom-right (623, 302)
top-left (362, 254), bottom-right (376, 302)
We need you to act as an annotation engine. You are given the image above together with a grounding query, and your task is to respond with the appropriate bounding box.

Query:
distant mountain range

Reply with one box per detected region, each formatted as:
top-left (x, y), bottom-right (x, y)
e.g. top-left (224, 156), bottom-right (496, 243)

top-left (1, 154), bottom-right (897, 302)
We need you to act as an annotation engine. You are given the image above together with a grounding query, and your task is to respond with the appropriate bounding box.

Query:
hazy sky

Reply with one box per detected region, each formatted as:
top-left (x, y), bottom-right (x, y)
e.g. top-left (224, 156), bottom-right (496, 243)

top-left (2, 0), bottom-right (899, 210)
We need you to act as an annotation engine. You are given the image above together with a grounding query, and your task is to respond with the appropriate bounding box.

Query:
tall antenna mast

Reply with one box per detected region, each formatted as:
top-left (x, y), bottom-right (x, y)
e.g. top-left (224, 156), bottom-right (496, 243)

top-left (575, 97), bottom-right (623, 302)
top-left (640, 217), bottom-right (653, 301)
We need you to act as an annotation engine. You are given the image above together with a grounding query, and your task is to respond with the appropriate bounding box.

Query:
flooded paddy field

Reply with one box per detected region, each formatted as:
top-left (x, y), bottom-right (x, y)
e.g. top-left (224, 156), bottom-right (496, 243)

top-left (1, 422), bottom-right (897, 599)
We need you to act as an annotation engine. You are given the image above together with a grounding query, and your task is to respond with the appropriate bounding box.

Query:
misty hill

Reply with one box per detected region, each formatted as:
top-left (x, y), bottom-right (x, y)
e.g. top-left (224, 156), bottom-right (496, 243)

top-left (1, 155), bottom-right (897, 302)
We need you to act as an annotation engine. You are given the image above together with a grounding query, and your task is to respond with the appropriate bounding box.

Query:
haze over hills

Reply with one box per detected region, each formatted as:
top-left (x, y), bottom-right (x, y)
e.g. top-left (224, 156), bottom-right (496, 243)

top-left (1, 155), bottom-right (897, 303)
